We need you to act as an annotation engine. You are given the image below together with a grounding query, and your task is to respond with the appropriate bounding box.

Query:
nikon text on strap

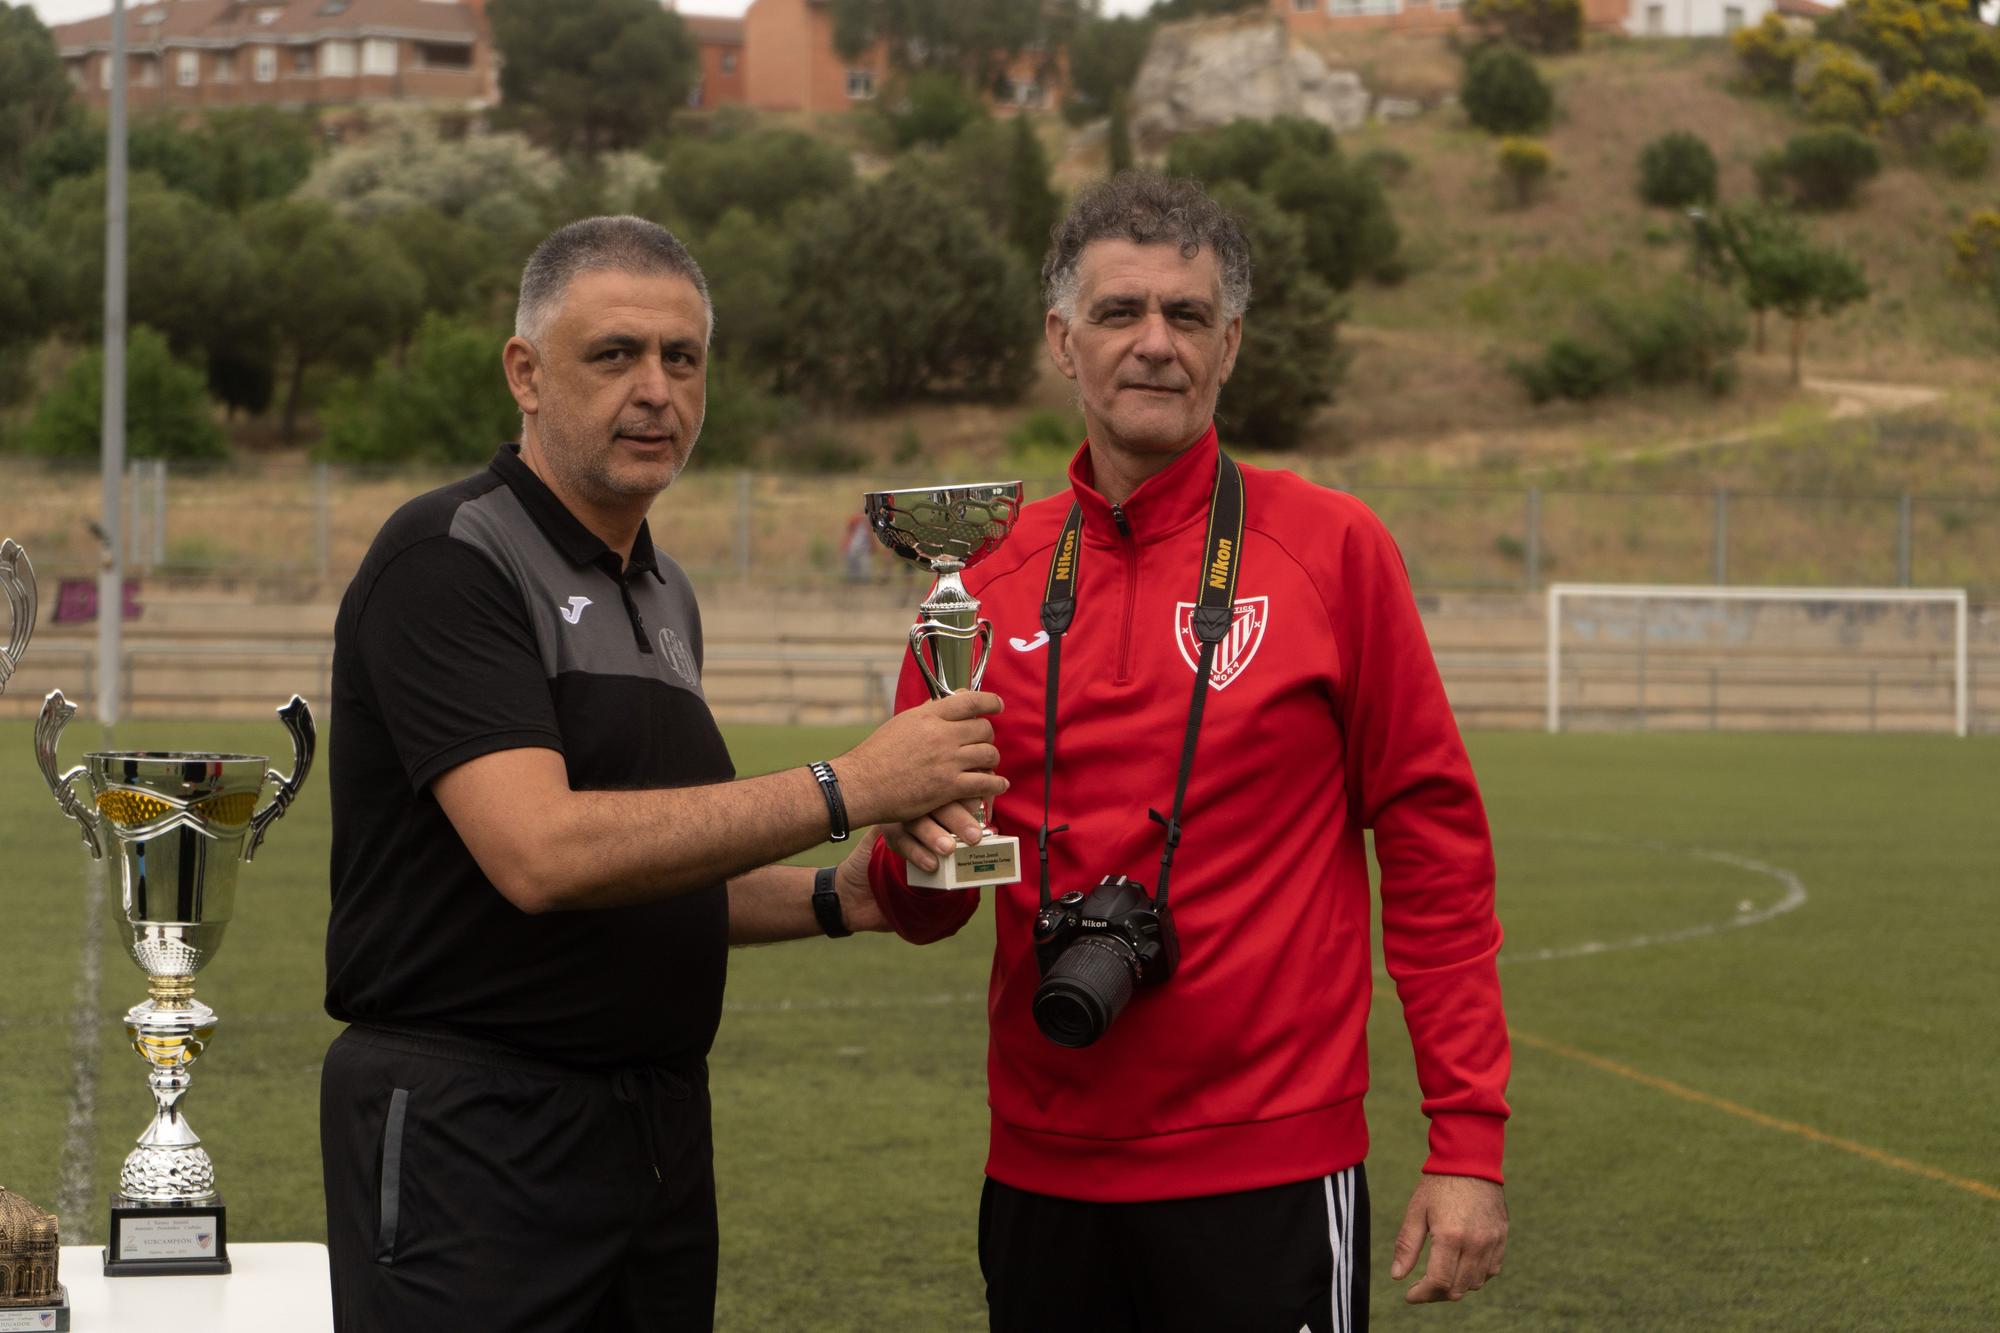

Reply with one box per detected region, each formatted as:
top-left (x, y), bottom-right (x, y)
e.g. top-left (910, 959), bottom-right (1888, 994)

top-left (1036, 451), bottom-right (1246, 910)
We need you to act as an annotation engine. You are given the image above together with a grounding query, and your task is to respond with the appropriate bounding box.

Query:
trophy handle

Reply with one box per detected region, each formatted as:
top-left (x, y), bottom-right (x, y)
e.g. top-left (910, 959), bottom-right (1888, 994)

top-left (244, 695), bottom-right (315, 863)
top-left (36, 689), bottom-right (104, 860)
top-left (0, 538), bottom-right (35, 694)
top-left (907, 619), bottom-right (993, 698)
top-left (966, 618), bottom-right (995, 692)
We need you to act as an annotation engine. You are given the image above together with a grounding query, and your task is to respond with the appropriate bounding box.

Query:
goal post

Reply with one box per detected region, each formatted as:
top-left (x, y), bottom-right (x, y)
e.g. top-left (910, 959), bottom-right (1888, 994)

top-left (1546, 583), bottom-right (1970, 737)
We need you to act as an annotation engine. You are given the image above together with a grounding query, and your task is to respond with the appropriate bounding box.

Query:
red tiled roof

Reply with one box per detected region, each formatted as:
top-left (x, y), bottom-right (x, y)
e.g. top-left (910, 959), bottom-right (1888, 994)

top-left (1772, 0), bottom-right (1833, 15)
top-left (53, 0), bottom-right (483, 53)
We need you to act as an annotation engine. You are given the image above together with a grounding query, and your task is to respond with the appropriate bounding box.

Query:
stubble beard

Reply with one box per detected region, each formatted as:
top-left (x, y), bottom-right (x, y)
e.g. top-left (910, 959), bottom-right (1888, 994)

top-left (534, 397), bottom-right (701, 507)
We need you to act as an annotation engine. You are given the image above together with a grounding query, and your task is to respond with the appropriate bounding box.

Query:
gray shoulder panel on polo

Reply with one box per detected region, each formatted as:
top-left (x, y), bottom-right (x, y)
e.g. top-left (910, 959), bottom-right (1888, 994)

top-left (447, 485), bottom-right (708, 700)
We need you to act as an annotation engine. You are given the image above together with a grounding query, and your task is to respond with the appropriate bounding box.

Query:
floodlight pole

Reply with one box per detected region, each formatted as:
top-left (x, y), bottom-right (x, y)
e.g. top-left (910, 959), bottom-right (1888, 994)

top-left (99, 0), bottom-right (128, 725)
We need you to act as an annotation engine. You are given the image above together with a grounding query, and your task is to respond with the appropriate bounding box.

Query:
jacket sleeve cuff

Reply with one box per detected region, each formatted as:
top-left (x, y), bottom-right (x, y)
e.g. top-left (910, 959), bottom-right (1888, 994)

top-left (867, 833), bottom-right (979, 945)
top-left (1423, 1112), bottom-right (1506, 1185)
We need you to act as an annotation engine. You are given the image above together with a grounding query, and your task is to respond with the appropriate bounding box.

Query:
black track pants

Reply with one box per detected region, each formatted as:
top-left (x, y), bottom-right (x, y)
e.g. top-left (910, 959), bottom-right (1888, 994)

top-left (980, 1166), bottom-right (1369, 1333)
top-left (321, 1024), bottom-right (717, 1333)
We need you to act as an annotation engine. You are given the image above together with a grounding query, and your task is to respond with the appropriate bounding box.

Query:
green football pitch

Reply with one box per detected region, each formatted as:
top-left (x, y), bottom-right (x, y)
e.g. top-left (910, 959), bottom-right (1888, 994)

top-left (1, 720), bottom-right (1994, 1330)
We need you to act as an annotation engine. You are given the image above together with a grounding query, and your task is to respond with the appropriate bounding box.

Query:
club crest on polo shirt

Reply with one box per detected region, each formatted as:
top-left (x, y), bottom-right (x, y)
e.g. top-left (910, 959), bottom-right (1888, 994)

top-left (1173, 595), bottom-right (1268, 690)
top-left (657, 625), bottom-right (699, 686)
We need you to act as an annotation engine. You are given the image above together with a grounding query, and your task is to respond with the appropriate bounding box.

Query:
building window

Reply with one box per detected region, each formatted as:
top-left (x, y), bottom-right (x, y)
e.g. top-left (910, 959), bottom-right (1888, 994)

top-left (214, 51), bottom-right (236, 83)
top-left (176, 51), bottom-right (200, 86)
top-left (1010, 79), bottom-right (1042, 108)
top-left (321, 41), bottom-right (357, 77)
top-left (721, 50), bottom-right (737, 75)
top-left (1327, 0), bottom-right (1401, 13)
top-left (99, 56), bottom-right (111, 89)
top-left (257, 8), bottom-right (281, 24)
top-left (845, 68), bottom-right (875, 100)
top-left (292, 46), bottom-right (314, 75)
top-left (135, 55), bottom-right (159, 86)
top-left (362, 38), bottom-right (398, 76)
top-left (1293, 0), bottom-right (1319, 11)
top-left (414, 41), bottom-right (473, 71)
top-left (1645, 3), bottom-right (1664, 33)
top-left (255, 46), bottom-right (277, 82)
top-left (1723, 5), bottom-right (1745, 31)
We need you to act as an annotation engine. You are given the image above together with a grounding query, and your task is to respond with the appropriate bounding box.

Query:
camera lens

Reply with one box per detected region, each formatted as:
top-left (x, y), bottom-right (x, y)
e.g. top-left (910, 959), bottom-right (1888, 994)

top-left (1032, 936), bottom-right (1137, 1048)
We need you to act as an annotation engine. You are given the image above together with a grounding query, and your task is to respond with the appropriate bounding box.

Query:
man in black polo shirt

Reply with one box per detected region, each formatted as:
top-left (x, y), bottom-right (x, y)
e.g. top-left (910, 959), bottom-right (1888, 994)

top-left (320, 216), bottom-right (1005, 1332)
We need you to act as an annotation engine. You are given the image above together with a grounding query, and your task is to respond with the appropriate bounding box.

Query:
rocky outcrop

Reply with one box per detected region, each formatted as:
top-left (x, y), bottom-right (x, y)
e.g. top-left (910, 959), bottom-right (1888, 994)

top-left (1129, 14), bottom-right (1373, 144)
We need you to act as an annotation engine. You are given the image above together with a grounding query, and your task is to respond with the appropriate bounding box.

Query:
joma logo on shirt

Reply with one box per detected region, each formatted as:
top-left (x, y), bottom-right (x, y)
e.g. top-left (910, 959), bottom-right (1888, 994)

top-left (558, 596), bottom-right (592, 625)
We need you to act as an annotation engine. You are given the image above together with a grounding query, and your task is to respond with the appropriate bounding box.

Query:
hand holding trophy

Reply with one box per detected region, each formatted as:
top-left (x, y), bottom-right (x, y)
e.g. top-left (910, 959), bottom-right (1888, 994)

top-left (864, 483), bottom-right (1025, 890)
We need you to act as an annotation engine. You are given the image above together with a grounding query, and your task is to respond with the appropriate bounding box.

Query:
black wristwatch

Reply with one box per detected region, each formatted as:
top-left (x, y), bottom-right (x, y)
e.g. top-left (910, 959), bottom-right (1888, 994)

top-left (812, 864), bottom-right (852, 938)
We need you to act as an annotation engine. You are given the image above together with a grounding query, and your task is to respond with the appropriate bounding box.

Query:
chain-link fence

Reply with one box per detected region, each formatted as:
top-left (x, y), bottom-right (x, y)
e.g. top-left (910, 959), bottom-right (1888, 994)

top-left (5, 458), bottom-right (1997, 597)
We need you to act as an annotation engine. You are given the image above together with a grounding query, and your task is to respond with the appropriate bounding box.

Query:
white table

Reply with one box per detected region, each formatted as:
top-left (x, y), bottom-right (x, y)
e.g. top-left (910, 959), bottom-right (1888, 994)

top-left (46, 1243), bottom-right (332, 1332)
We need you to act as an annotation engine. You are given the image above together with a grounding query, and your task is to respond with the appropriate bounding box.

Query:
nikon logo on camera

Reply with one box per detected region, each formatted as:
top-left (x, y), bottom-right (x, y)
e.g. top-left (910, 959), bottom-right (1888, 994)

top-left (1207, 538), bottom-right (1234, 591)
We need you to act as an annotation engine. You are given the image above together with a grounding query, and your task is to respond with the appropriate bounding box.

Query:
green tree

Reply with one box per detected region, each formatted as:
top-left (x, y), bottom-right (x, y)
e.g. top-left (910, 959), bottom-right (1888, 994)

top-left (1206, 184), bottom-right (1346, 449)
top-left (781, 172), bottom-right (1038, 405)
top-left (16, 326), bottom-right (225, 461)
top-left (1881, 70), bottom-right (1987, 145)
top-left (694, 207), bottom-right (793, 373)
top-left (0, 2), bottom-right (73, 195)
top-left (648, 129), bottom-right (855, 231)
top-left (1465, 0), bottom-right (1584, 54)
top-left (1151, 0), bottom-right (1264, 16)
top-left (297, 113), bottom-right (557, 235)
top-left (883, 70), bottom-right (988, 148)
top-left (243, 199), bottom-right (423, 441)
top-left (1766, 127), bottom-right (1883, 208)
top-left (28, 109), bottom-right (318, 213)
top-left (38, 172), bottom-right (258, 366)
top-left (829, 0), bottom-right (1069, 88)
top-left (1164, 116), bottom-right (1336, 190)
top-left (1260, 147), bottom-right (1401, 290)
top-left (320, 314), bottom-right (518, 464)
top-left (379, 208), bottom-right (516, 325)
top-left (1712, 204), bottom-right (1869, 382)
top-left (1638, 131), bottom-right (1718, 207)
top-left (1461, 45), bottom-right (1554, 135)
top-left (488, 0), bottom-right (697, 152)
top-left (1064, 12), bottom-right (1154, 123)
top-left (930, 117), bottom-right (1059, 261)
top-left (1732, 13), bottom-right (1810, 93)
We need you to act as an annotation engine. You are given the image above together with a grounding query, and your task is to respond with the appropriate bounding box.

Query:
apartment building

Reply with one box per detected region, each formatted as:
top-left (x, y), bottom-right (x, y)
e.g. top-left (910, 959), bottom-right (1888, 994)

top-left (50, 0), bottom-right (498, 113)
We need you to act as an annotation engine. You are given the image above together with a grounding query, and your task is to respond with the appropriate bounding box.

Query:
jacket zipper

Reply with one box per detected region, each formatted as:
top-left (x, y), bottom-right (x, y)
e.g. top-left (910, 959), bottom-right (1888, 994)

top-left (1112, 503), bottom-right (1136, 684)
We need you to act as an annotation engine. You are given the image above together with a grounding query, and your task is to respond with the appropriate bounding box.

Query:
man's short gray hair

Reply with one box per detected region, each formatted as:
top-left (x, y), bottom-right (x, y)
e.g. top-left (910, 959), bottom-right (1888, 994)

top-left (514, 215), bottom-right (713, 344)
top-left (1042, 172), bottom-right (1253, 324)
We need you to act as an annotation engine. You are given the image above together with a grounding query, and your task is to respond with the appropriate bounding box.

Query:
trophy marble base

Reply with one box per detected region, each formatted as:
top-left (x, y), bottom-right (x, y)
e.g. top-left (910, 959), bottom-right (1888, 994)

top-left (0, 1288), bottom-right (69, 1332)
top-left (909, 832), bottom-right (1022, 891)
top-left (103, 1196), bottom-right (231, 1277)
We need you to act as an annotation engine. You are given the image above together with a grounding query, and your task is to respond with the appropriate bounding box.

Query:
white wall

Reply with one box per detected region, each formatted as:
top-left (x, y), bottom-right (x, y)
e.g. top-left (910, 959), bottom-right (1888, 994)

top-left (1624, 0), bottom-right (1777, 38)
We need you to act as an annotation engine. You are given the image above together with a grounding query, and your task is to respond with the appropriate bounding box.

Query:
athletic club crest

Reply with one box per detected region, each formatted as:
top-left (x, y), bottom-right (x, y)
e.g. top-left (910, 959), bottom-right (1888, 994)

top-left (1173, 596), bottom-right (1268, 690)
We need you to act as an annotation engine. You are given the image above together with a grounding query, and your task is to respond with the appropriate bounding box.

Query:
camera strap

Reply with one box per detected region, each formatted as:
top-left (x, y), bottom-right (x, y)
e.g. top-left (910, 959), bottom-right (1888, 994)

top-left (1035, 450), bottom-right (1245, 911)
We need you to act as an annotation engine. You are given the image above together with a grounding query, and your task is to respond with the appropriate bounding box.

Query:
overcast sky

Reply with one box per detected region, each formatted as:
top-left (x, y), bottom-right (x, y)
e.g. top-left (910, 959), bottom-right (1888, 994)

top-left (25, 0), bottom-right (1159, 27)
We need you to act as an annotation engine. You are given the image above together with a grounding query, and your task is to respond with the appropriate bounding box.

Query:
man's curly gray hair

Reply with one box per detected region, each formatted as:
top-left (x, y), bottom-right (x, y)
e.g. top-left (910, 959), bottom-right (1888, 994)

top-left (1041, 172), bottom-right (1253, 324)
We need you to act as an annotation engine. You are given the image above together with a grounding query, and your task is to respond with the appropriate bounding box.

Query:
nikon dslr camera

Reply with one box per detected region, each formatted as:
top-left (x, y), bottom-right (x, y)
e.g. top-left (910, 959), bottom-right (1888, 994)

top-left (1031, 875), bottom-right (1180, 1048)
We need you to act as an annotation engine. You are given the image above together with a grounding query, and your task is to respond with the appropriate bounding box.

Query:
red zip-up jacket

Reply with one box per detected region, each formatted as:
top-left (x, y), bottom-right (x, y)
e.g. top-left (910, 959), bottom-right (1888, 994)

top-left (869, 427), bottom-right (1509, 1202)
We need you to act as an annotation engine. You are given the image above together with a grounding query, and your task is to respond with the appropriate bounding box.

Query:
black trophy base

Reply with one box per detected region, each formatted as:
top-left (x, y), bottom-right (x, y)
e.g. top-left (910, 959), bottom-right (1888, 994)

top-left (0, 1286), bottom-right (70, 1331)
top-left (104, 1194), bottom-right (231, 1276)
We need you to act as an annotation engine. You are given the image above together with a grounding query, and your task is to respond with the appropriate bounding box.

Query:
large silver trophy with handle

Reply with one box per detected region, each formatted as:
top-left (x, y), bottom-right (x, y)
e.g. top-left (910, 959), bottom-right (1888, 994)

top-left (864, 482), bottom-right (1024, 890)
top-left (35, 683), bottom-right (314, 1277)
top-left (2, 539), bottom-right (72, 1329)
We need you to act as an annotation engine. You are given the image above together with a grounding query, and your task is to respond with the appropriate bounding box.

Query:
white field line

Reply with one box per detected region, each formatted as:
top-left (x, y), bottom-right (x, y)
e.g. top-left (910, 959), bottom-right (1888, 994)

top-left (55, 860), bottom-right (105, 1224)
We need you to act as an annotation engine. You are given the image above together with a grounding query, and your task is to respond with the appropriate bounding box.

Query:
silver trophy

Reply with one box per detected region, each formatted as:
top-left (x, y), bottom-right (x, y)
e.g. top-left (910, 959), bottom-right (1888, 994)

top-left (2, 540), bottom-right (70, 1327)
top-left (863, 482), bottom-right (1024, 890)
top-left (36, 689), bottom-right (314, 1276)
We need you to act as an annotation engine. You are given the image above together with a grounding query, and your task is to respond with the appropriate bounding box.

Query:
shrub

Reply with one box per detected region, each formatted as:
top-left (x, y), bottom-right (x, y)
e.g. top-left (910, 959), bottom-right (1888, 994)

top-left (319, 314), bottom-right (518, 465)
top-left (1357, 146), bottom-right (1413, 184)
top-left (17, 325), bottom-right (225, 460)
top-left (694, 354), bottom-right (801, 470)
top-left (1881, 71), bottom-right (1986, 147)
top-left (1163, 116), bottom-right (1337, 191)
top-left (1772, 127), bottom-right (1882, 208)
top-left (1509, 333), bottom-right (1627, 404)
top-left (650, 129), bottom-right (855, 231)
top-left (1950, 210), bottom-right (2000, 285)
top-left (1934, 125), bottom-right (1990, 179)
top-left (1637, 131), bottom-right (1718, 207)
top-left (1464, 0), bottom-right (1583, 55)
top-left (1593, 282), bottom-right (1747, 388)
top-left (1461, 45), bottom-right (1554, 136)
top-left (1006, 409), bottom-right (1086, 462)
top-left (1260, 147), bottom-right (1402, 290)
top-left (1795, 45), bottom-right (1884, 127)
top-left (1733, 14), bottom-right (1809, 94)
top-left (882, 70), bottom-right (986, 149)
top-left (1497, 137), bottom-right (1553, 207)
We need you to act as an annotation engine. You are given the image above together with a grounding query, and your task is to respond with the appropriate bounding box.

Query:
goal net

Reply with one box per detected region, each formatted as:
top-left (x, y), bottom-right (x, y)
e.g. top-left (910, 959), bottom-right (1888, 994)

top-left (1546, 584), bottom-right (1969, 736)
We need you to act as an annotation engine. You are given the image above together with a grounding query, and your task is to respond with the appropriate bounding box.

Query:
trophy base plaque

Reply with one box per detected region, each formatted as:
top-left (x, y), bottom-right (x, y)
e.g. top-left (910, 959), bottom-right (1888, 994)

top-left (0, 1288), bottom-right (69, 1332)
top-left (909, 831), bottom-right (1022, 891)
top-left (103, 1196), bottom-right (231, 1277)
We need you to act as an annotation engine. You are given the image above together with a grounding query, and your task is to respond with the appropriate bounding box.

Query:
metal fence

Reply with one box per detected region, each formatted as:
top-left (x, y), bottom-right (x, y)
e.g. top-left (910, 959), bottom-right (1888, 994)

top-left (4, 458), bottom-right (1997, 597)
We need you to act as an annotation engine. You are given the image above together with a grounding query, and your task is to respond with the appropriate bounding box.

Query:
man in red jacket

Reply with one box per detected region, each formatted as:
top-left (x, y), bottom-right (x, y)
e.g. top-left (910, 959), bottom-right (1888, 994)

top-left (869, 174), bottom-right (1511, 1331)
